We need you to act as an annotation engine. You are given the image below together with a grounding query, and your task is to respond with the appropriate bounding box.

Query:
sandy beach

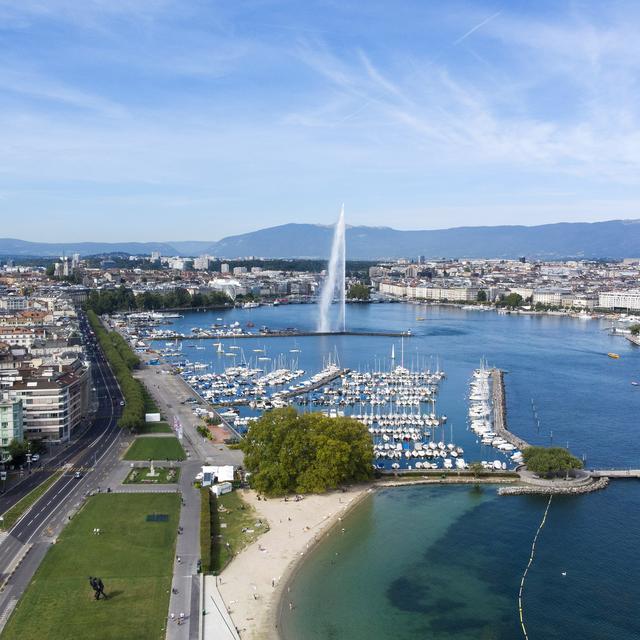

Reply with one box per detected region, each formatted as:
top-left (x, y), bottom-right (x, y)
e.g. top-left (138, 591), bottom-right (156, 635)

top-left (217, 486), bottom-right (373, 640)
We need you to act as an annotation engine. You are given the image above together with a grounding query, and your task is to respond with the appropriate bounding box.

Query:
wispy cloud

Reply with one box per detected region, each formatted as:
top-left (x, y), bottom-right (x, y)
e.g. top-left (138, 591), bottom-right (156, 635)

top-left (1, 1), bottom-right (639, 240)
top-left (453, 10), bottom-right (502, 45)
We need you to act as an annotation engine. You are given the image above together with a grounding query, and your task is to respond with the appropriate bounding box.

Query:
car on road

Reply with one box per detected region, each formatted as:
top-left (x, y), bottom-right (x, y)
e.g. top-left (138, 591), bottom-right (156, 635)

top-left (30, 454), bottom-right (40, 462)
top-left (120, 400), bottom-right (125, 406)
top-left (74, 471), bottom-right (82, 479)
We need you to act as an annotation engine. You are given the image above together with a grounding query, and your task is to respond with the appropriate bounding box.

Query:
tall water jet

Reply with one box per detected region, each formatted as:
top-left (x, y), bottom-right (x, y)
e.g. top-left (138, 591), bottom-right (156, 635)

top-left (317, 205), bottom-right (346, 333)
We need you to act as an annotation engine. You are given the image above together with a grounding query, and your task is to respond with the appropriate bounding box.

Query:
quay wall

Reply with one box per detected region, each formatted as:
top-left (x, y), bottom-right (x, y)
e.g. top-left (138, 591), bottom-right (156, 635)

top-left (147, 330), bottom-right (410, 341)
top-left (491, 368), bottom-right (530, 450)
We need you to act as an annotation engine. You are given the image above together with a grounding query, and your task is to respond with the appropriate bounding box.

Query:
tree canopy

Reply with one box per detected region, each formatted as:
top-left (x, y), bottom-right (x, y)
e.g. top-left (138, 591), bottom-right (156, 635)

top-left (241, 408), bottom-right (373, 495)
top-left (523, 446), bottom-right (583, 477)
top-left (347, 283), bottom-right (371, 300)
top-left (630, 323), bottom-right (640, 336)
top-left (498, 292), bottom-right (524, 308)
top-left (86, 287), bottom-right (231, 314)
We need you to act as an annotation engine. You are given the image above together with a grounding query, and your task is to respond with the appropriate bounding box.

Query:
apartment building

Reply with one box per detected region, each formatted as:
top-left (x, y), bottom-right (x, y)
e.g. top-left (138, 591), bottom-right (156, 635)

top-left (0, 395), bottom-right (23, 461)
top-left (1, 359), bottom-right (91, 442)
top-left (598, 290), bottom-right (640, 311)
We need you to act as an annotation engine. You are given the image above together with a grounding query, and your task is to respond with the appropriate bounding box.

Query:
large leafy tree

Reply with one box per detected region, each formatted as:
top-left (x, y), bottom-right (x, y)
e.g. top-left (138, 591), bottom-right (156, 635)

top-left (241, 408), bottom-right (372, 495)
top-left (523, 446), bottom-right (583, 477)
top-left (347, 283), bottom-right (371, 300)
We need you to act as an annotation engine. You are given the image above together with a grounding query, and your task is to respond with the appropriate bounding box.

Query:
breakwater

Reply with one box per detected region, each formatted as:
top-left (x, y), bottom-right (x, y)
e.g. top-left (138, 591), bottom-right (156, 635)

top-left (498, 477), bottom-right (609, 496)
top-left (491, 368), bottom-right (530, 450)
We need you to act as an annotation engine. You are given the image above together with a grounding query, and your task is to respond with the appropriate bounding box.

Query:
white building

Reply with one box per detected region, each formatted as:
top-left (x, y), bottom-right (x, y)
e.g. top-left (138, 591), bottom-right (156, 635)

top-left (599, 290), bottom-right (640, 311)
top-left (532, 289), bottom-right (574, 307)
top-left (2, 360), bottom-right (91, 442)
top-left (193, 255), bottom-right (212, 270)
top-left (0, 395), bottom-right (23, 460)
top-left (0, 297), bottom-right (28, 311)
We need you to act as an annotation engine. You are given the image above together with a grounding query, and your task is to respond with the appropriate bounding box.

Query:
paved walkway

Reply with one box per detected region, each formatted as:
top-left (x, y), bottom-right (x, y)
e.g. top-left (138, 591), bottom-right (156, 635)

top-left (203, 576), bottom-right (240, 640)
top-left (135, 361), bottom-right (243, 467)
top-left (166, 461), bottom-right (202, 639)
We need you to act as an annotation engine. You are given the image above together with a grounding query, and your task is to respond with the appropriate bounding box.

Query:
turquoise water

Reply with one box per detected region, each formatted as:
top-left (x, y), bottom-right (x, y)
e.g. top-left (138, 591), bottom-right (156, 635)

top-left (282, 483), bottom-right (640, 639)
top-left (162, 304), bottom-right (640, 638)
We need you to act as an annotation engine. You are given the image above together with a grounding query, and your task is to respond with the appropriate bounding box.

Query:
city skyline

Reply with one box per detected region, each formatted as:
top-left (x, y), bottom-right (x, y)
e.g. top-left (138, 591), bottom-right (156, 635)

top-left (1, 1), bottom-right (640, 241)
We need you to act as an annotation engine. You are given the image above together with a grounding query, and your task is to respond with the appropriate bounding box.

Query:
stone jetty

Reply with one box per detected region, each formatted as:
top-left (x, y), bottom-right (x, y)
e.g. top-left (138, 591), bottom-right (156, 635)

top-left (491, 368), bottom-right (530, 450)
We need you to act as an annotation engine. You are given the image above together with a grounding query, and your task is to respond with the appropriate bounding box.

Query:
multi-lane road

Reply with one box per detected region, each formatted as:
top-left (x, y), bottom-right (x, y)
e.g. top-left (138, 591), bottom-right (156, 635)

top-left (0, 311), bottom-right (126, 630)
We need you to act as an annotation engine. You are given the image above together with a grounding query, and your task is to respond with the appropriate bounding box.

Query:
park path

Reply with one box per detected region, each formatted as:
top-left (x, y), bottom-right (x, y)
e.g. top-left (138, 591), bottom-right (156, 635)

top-left (166, 460), bottom-right (202, 639)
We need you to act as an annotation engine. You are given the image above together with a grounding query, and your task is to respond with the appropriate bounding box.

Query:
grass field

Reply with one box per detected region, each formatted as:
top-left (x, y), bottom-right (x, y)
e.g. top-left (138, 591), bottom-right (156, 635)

top-left (124, 466), bottom-right (180, 484)
top-left (0, 471), bottom-right (62, 531)
top-left (136, 421), bottom-right (173, 434)
top-left (3, 493), bottom-right (180, 640)
top-left (211, 491), bottom-right (268, 573)
top-left (123, 436), bottom-right (186, 461)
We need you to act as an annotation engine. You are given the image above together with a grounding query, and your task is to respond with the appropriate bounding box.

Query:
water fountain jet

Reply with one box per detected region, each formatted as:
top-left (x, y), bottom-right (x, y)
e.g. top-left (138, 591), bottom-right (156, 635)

top-left (317, 205), bottom-right (346, 333)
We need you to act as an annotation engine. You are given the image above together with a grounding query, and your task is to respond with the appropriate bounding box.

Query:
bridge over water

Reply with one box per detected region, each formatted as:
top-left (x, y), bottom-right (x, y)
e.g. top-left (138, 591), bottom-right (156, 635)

top-left (590, 469), bottom-right (640, 479)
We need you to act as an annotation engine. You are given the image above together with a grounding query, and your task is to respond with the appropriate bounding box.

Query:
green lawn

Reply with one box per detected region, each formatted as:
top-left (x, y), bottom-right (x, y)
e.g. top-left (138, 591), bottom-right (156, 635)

top-left (124, 466), bottom-right (180, 484)
top-left (0, 471), bottom-right (62, 531)
top-left (3, 493), bottom-right (180, 640)
top-left (136, 421), bottom-right (173, 434)
top-left (123, 436), bottom-right (186, 461)
top-left (211, 490), bottom-right (268, 573)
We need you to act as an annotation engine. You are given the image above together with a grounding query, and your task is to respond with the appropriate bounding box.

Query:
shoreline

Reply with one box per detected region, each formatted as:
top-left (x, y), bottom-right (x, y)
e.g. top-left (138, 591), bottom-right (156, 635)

top-left (218, 476), bottom-right (519, 640)
top-left (217, 485), bottom-right (374, 640)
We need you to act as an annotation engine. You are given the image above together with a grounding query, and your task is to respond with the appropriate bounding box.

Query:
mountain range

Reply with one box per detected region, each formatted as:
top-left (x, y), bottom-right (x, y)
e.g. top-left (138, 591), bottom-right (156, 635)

top-left (1, 219), bottom-right (639, 260)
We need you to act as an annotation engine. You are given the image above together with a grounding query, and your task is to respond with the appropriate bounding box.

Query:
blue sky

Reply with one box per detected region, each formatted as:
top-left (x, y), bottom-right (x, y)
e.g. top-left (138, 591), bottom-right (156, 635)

top-left (1, 0), bottom-right (639, 241)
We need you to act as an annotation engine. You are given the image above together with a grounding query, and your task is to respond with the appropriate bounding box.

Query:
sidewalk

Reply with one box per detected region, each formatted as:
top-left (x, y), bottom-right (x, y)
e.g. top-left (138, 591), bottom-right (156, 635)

top-left (166, 460), bottom-right (202, 639)
top-left (203, 575), bottom-right (240, 640)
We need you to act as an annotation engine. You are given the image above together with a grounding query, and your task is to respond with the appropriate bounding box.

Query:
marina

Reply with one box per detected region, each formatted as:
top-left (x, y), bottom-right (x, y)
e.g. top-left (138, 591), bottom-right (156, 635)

top-left (119, 301), bottom-right (640, 640)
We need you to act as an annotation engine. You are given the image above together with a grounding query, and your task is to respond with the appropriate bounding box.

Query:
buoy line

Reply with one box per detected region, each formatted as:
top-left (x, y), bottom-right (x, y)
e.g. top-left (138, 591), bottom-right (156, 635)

top-left (518, 494), bottom-right (553, 639)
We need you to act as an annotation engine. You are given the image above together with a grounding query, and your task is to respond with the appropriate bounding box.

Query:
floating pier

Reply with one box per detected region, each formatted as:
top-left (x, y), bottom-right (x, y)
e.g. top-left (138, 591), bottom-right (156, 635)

top-left (212, 368), bottom-right (350, 407)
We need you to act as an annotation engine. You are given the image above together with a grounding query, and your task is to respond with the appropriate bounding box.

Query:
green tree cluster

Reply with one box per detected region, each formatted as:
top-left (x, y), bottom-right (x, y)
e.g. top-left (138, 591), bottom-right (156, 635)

top-left (241, 408), bottom-right (373, 495)
top-left (497, 292), bottom-right (524, 308)
top-left (87, 310), bottom-right (146, 431)
top-left (347, 283), bottom-right (371, 300)
top-left (522, 446), bottom-right (583, 477)
top-left (630, 323), bottom-right (640, 336)
top-left (86, 288), bottom-right (232, 314)
top-left (7, 438), bottom-right (45, 466)
top-left (476, 290), bottom-right (487, 302)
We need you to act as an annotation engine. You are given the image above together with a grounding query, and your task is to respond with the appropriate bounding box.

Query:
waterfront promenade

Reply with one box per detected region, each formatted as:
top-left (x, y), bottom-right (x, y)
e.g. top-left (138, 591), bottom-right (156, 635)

top-left (147, 330), bottom-right (411, 341)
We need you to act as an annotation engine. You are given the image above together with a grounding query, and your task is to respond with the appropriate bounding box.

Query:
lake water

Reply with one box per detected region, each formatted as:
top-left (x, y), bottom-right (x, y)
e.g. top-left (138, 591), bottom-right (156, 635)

top-left (159, 303), bottom-right (640, 638)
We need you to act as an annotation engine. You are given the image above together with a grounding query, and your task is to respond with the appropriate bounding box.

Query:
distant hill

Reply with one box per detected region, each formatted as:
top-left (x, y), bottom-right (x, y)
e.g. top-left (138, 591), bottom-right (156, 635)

top-left (2, 218), bottom-right (639, 260)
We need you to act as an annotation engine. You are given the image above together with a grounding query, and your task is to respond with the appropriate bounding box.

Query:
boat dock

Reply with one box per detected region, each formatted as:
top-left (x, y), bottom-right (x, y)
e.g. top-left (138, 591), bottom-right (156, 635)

top-left (150, 330), bottom-right (411, 341)
top-left (213, 368), bottom-right (350, 407)
top-left (491, 368), bottom-right (530, 450)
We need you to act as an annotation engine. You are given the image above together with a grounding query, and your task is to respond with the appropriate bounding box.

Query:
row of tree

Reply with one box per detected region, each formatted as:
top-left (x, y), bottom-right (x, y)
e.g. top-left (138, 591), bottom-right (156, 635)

top-left (87, 310), bottom-right (146, 431)
top-left (241, 408), bottom-right (373, 495)
top-left (85, 287), bottom-right (231, 314)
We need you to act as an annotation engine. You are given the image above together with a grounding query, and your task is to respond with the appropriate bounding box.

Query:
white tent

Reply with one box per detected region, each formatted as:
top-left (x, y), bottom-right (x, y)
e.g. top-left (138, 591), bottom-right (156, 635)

top-left (200, 465), bottom-right (234, 486)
